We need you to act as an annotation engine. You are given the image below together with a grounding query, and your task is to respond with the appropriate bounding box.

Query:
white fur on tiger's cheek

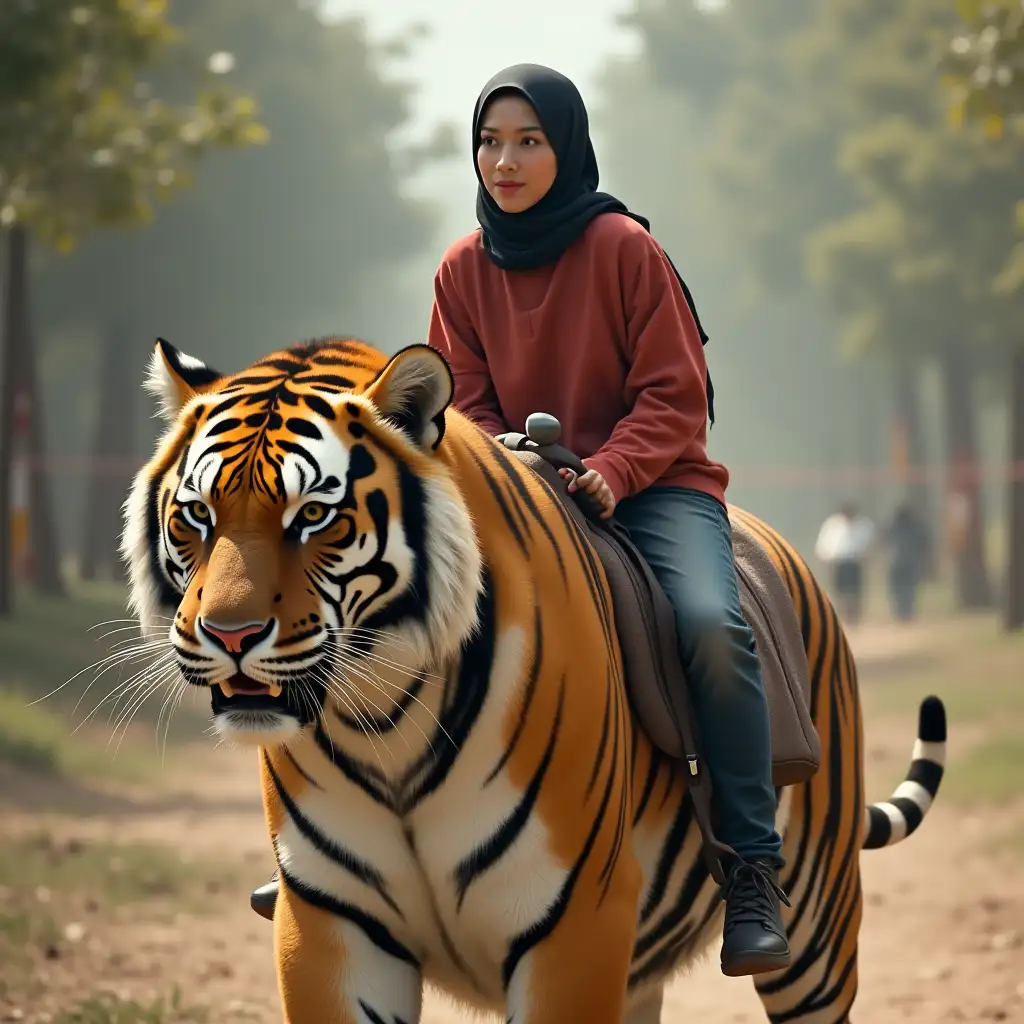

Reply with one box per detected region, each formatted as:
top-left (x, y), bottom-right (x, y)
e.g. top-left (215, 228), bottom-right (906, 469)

top-left (418, 473), bottom-right (482, 665)
top-left (120, 468), bottom-right (174, 639)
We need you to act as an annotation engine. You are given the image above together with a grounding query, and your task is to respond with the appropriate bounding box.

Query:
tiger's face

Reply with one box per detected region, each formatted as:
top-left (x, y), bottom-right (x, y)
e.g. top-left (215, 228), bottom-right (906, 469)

top-left (121, 338), bottom-right (482, 747)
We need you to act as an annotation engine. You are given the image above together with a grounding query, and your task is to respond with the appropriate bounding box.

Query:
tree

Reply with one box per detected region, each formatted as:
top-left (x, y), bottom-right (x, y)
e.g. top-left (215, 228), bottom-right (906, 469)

top-left (596, 1), bottom-right (911, 552)
top-left (614, 0), bottom-right (1014, 608)
top-left (32, 1), bottom-right (455, 583)
top-left (944, 0), bottom-right (1024, 628)
top-left (0, 0), bottom-right (265, 613)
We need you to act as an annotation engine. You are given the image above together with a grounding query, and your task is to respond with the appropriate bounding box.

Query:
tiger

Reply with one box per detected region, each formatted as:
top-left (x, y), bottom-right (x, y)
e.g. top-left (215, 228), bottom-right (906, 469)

top-left (121, 336), bottom-right (946, 1024)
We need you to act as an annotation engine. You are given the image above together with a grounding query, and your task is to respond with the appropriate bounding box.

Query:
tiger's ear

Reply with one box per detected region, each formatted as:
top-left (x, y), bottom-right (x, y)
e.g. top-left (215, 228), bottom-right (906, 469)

top-left (366, 345), bottom-right (453, 452)
top-left (144, 338), bottom-right (223, 423)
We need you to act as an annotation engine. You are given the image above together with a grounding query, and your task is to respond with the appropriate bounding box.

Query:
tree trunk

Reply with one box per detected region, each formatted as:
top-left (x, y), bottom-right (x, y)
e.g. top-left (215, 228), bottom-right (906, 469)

top-left (1006, 347), bottom-right (1024, 631)
top-left (17, 234), bottom-right (65, 597)
top-left (81, 319), bottom-right (138, 582)
top-left (0, 227), bottom-right (24, 616)
top-left (890, 359), bottom-right (935, 577)
top-left (940, 345), bottom-right (993, 609)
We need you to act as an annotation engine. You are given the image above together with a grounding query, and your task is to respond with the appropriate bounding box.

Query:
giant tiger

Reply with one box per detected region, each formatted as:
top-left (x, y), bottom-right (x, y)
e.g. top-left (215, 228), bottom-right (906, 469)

top-left (122, 336), bottom-right (946, 1024)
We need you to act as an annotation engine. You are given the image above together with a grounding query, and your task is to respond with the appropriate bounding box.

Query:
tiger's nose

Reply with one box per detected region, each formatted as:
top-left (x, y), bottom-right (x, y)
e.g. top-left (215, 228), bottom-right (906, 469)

top-left (198, 618), bottom-right (273, 655)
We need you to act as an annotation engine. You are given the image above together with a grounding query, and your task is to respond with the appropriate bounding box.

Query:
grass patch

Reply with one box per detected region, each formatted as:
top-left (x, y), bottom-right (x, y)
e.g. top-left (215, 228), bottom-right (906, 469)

top-left (0, 832), bottom-right (236, 908)
top-left (0, 904), bottom-right (61, 947)
top-left (0, 582), bottom-right (208, 782)
top-left (860, 614), bottom-right (1024, 724)
top-left (54, 987), bottom-right (208, 1024)
top-left (0, 583), bottom-right (139, 705)
top-left (944, 729), bottom-right (1024, 806)
top-left (0, 825), bottom-right (238, 1014)
top-left (0, 689), bottom-right (164, 784)
top-left (0, 832), bottom-right (238, 1002)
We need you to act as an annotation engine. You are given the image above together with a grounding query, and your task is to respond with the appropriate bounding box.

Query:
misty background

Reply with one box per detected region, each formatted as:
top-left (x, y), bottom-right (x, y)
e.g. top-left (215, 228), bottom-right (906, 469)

top-left (4, 0), bottom-right (1021, 620)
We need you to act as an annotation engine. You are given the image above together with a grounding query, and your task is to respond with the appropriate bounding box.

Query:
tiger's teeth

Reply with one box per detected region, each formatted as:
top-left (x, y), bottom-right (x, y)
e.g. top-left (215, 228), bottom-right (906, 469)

top-left (218, 680), bottom-right (235, 699)
top-left (268, 682), bottom-right (283, 698)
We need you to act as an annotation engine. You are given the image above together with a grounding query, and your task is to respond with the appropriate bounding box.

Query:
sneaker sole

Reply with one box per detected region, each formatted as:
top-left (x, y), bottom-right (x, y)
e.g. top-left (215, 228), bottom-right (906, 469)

top-left (720, 950), bottom-right (791, 977)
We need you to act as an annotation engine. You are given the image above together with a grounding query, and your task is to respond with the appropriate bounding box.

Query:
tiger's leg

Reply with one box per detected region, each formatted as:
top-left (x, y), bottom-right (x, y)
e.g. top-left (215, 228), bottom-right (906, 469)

top-left (275, 878), bottom-right (422, 1024)
top-left (753, 659), bottom-right (863, 1021)
top-left (751, 830), bottom-right (861, 1023)
top-left (504, 858), bottom-right (641, 1024)
top-left (622, 985), bottom-right (664, 1024)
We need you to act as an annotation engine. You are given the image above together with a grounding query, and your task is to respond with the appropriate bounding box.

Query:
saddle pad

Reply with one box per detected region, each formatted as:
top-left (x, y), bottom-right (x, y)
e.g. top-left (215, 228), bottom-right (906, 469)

top-left (511, 451), bottom-right (821, 788)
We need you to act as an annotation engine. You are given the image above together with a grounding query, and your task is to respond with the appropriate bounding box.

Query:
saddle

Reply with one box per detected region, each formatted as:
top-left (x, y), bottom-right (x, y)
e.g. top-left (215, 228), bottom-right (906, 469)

top-left (498, 416), bottom-right (821, 883)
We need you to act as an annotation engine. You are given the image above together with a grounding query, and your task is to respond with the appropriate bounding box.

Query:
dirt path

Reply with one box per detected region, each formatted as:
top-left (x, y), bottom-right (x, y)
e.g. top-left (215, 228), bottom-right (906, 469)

top-left (3, 626), bottom-right (1023, 1022)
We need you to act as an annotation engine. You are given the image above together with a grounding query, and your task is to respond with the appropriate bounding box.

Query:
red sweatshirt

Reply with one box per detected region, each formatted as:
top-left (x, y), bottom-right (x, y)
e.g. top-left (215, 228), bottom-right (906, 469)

top-left (427, 212), bottom-right (729, 506)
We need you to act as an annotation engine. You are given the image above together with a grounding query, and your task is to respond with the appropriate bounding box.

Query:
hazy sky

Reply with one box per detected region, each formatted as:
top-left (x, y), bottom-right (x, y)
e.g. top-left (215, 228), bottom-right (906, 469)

top-left (325, 0), bottom-right (639, 123)
top-left (324, 0), bottom-right (642, 239)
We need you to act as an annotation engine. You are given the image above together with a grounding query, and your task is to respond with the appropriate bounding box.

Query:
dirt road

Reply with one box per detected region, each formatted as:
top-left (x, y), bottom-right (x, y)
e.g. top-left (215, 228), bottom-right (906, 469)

top-left (3, 623), bottom-right (1023, 1022)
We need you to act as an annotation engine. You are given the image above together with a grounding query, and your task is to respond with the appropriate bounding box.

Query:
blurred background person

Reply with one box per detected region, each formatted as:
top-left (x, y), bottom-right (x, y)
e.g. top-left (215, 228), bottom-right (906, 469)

top-left (815, 501), bottom-right (876, 626)
top-left (884, 500), bottom-right (932, 622)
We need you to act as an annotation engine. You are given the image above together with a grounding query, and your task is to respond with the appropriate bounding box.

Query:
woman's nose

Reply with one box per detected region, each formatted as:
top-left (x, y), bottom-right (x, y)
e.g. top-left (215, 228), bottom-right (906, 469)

top-left (496, 147), bottom-right (517, 172)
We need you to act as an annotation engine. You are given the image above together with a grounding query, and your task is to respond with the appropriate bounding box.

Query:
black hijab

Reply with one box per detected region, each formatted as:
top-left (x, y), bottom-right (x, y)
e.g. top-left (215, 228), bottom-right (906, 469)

top-left (472, 63), bottom-right (715, 425)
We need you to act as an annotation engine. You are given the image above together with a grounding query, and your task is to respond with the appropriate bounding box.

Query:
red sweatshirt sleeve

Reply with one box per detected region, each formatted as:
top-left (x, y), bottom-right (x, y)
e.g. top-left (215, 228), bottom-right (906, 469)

top-left (584, 234), bottom-right (710, 503)
top-left (427, 258), bottom-right (510, 437)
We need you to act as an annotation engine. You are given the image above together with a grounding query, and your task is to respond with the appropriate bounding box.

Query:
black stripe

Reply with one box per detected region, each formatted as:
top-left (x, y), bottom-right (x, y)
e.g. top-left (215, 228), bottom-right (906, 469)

top-left (313, 721), bottom-right (391, 808)
top-left (585, 685), bottom-right (612, 798)
top-left (335, 675), bottom-right (426, 735)
top-left (632, 747), bottom-right (663, 826)
top-left (907, 756), bottom-right (943, 795)
top-left (454, 678), bottom-right (565, 910)
top-left (282, 745), bottom-right (323, 790)
top-left (487, 441), bottom-right (568, 584)
top-left (502, 680), bottom-right (622, 990)
top-left (402, 571), bottom-right (495, 811)
top-left (485, 603), bottom-right (543, 786)
top-left (279, 866), bottom-right (418, 967)
top-left (637, 796), bottom-right (695, 926)
top-left (264, 753), bottom-right (402, 917)
top-left (468, 448), bottom-right (527, 553)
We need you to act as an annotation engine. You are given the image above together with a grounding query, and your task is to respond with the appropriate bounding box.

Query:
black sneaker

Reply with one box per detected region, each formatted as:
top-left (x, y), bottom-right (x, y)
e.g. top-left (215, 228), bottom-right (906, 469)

top-left (251, 871), bottom-right (280, 921)
top-left (720, 860), bottom-right (791, 977)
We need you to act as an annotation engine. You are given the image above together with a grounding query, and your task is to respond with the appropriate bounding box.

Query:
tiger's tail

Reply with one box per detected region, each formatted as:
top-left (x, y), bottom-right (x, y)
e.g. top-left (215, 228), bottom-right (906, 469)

top-left (862, 695), bottom-right (947, 850)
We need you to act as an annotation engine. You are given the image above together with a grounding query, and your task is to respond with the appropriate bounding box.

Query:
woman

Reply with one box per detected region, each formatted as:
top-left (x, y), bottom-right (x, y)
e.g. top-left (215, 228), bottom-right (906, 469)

top-left (249, 62), bottom-right (790, 979)
top-left (428, 63), bottom-right (789, 977)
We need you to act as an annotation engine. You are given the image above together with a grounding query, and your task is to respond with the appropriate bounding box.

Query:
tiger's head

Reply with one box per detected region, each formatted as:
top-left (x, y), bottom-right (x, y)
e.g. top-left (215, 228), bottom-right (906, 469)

top-left (121, 337), bottom-right (482, 747)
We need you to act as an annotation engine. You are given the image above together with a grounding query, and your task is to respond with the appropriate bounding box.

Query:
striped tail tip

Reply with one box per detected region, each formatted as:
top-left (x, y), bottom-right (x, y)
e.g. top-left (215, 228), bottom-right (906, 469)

top-left (862, 695), bottom-right (946, 850)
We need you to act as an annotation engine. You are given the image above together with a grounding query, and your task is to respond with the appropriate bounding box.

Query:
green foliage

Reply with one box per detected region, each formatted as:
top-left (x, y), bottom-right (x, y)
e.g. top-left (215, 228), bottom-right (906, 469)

top-left (596, 4), bottom-right (901, 548)
top-left (616, 0), bottom-right (1023, 362)
top-left (946, 0), bottom-right (1024, 129)
top-left (945, 0), bottom-right (1024, 294)
top-left (0, 0), bottom-right (266, 252)
top-left (36, 1), bottom-right (455, 378)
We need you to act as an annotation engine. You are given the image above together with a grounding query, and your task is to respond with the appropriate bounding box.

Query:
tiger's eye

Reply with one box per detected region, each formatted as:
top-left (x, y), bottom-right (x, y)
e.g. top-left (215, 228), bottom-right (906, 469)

top-left (191, 501), bottom-right (210, 520)
top-left (301, 502), bottom-right (326, 523)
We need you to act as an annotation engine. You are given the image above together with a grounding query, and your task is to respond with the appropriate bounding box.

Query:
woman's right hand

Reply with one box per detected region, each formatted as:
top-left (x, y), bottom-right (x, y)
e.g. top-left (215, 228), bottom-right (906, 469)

top-left (559, 465), bottom-right (616, 519)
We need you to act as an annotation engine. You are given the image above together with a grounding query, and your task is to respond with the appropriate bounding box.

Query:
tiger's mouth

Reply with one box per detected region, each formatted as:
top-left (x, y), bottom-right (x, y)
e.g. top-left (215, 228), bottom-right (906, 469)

top-left (210, 673), bottom-right (287, 714)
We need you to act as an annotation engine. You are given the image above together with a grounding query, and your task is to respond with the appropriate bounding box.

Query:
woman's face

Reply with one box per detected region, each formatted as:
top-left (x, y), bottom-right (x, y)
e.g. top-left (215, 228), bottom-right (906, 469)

top-left (477, 94), bottom-right (557, 214)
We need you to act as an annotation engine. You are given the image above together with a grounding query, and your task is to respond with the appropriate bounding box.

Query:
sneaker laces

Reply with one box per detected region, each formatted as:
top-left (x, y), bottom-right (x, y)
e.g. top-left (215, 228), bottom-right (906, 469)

top-left (721, 862), bottom-right (792, 934)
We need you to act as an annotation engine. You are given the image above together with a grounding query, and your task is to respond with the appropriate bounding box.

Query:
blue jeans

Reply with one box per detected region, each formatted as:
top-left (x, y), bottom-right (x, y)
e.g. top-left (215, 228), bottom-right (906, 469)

top-left (614, 486), bottom-right (784, 867)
